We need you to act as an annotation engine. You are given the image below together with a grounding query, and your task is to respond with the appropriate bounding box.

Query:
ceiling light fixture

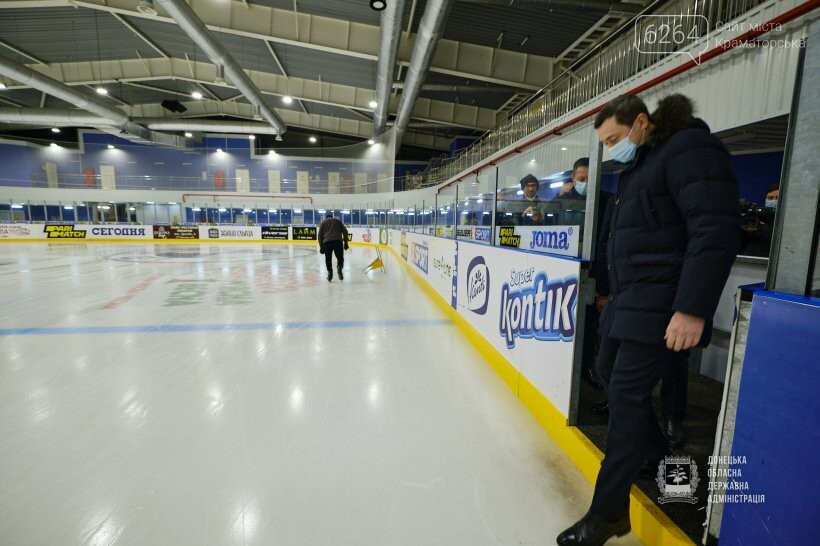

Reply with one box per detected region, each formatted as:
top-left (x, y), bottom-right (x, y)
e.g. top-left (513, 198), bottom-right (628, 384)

top-left (136, 0), bottom-right (157, 15)
top-left (370, 0), bottom-right (387, 10)
top-left (368, 100), bottom-right (378, 108)
top-left (184, 132), bottom-right (193, 138)
top-left (367, 139), bottom-right (375, 145)
top-left (0, 82), bottom-right (7, 90)
top-left (107, 144), bottom-right (115, 149)
top-left (248, 135), bottom-right (255, 141)
top-left (191, 91), bottom-right (203, 99)
top-left (520, 35), bottom-right (530, 47)
top-left (51, 128), bottom-right (61, 133)
top-left (308, 136), bottom-right (317, 143)
top-left (282, 95), bottom-right (293, 104)
top-left (96, 87), bottom-right (108, 95)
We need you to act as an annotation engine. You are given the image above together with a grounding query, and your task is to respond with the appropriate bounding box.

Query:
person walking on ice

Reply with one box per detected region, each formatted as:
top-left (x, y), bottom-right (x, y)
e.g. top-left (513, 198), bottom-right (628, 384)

top-left (318, 212), bottom-right (349, 282)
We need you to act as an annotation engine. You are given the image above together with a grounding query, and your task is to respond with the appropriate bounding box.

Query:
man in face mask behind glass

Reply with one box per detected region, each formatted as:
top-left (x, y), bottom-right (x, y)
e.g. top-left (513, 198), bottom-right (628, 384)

top-left (556, 94), bottom-right (739, 546)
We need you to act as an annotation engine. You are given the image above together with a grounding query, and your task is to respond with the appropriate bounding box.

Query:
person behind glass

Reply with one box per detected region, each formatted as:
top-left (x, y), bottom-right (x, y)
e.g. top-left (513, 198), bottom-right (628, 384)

top-left (559, 157), bottom-right (592, 200)
top-left (556, 93), bottom-right (738, 546)
top-left (740, 183), bottom-right (779, 256)
top-left (558, 179), bottom-right (574, 197)
top-left (559, 157), bottom-right (612, 391)
top-left (517, 173), bottom-right (546, 225)
top-left (318, 212), bottom-right (349, 282)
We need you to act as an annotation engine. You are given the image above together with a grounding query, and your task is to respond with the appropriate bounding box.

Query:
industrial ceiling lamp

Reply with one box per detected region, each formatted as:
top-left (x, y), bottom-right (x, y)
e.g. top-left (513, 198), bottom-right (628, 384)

top-left (370, 0), bottom-right (387, 11)
top-left (136, 0), bottom-right (157, 16)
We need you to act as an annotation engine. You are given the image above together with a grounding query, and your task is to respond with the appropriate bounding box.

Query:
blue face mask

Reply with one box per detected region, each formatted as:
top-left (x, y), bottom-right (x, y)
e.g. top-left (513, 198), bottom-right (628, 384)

top-left (764, 199), bottom-right (777, 209)
top-left (574, 181), bottom-right (588, 196)
top-left (609, 123), bottom-right (639, 163)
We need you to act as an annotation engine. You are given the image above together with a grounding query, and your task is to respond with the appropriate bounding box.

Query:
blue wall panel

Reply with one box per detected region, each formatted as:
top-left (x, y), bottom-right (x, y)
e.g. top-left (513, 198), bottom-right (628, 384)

top-left (0, 132), bottom-right (428, 193)
top-left (730, 152), bottom-right (784, 204)
top-left (719, 292), bottom-right (820, 545)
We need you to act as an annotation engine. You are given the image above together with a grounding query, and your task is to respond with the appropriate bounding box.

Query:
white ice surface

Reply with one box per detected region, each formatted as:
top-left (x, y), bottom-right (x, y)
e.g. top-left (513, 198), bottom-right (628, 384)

top-left (0, 243), bottom-right (642, 546)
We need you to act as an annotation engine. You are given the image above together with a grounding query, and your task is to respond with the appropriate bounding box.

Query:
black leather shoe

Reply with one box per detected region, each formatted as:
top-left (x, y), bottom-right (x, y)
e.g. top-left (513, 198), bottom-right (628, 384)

top-left (327, 271), bottom-right (333, 282)
top-left (591, 400), bottom-right (609, 415)
top-left (337, 267), bottom-right (344, 280)
top-left (664, 418), bottom-right (685, 449)
top-left (582, 368), bottom-right (605, 390)
top-left (556, 512), bottom-right (630, 546)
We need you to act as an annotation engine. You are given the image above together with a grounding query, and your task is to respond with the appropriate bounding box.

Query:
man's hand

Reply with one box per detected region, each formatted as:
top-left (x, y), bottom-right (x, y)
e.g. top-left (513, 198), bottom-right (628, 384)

top-left (665, 311), bottom-right (705, 352)
top-left (595, 295), bottom-right (608, 313)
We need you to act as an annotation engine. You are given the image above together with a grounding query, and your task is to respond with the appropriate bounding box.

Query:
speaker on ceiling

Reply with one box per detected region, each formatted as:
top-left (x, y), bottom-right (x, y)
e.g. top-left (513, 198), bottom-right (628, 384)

top-left (161, 99), bottom-right (187, 113)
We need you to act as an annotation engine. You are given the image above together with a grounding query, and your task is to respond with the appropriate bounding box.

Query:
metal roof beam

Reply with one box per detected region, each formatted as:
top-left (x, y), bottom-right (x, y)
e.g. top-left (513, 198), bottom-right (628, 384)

top-left (117, 100), bottom-right (451, 149)
top-left (7, 58), bottom-right (497, 131)
top-left (0, 38), bottom-right (48, 66)
top-left (109, 12), bottom-right (170, 59)
top-left (0, 0), bottom-right (553, 89)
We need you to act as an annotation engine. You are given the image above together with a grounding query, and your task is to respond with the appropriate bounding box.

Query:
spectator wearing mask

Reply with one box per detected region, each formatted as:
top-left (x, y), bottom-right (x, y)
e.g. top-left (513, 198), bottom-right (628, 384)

top-left (556, 93), bottom-right (738, 546)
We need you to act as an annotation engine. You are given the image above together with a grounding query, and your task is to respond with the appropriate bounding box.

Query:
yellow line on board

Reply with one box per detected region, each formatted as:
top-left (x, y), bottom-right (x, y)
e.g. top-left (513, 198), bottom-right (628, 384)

top-left (378, 242), bottom-right (694, 546)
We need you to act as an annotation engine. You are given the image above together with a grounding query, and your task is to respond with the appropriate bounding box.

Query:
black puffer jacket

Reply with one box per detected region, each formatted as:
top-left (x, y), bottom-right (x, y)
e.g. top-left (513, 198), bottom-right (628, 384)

top-left (600, 95), bottom-right (739, 346)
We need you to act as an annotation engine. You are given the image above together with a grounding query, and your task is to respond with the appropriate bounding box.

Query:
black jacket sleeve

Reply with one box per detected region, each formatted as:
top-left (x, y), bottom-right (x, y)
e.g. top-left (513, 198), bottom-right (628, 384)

top-left (593, 195), bottom-right (615, 297)
top-left (317, 220), bottom-right (325, 245)
top-left (666, 137), bottom-right (739, 319)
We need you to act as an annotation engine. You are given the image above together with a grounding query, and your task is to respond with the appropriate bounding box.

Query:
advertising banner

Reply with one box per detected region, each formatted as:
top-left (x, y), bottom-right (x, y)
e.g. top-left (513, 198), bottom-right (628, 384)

top-left (348, 227), bottom-right (378, 243)
top-left (292, 226), bottom-right (317, 241)
top-left (496, 225), bottom-right (579, 257)
top-left (427, 235), bottom-right (458, 308)
top-left (153, 225), bottom-right (199, 240)
top-left (457, 241), bottom-right (581, 417)
top-left (200, 226), bottom-right (262, 240)
top-left (0, 224), bottom-right (44, 239)
top-left (0, 224), bottom-right (156, 240)
top-left (404, 232), bottom-right (429, 278)
top-left (261, 226), bottom-right (289, 240)
top-left (83, 225), bottom-right (154, 239)
top-left (457, 226), bottom-right (492, 245)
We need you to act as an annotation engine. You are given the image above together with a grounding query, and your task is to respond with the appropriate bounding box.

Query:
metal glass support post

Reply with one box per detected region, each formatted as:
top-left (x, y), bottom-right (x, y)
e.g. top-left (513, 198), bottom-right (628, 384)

top-left (454, 185), bottom-right (459, 239)
top-left (567, 133), bottom-right (604, 425)
top-left (767, 22), bottom-right (820, 296)
top-left (491, 166), bottom-right (499, 246)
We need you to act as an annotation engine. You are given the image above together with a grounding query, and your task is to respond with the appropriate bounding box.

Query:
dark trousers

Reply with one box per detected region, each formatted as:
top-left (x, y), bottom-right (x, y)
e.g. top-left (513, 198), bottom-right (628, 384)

top-left (582, 304), bottom-right (600, 378)
top-left (322, 240), bottom-right (344, 272)
top-left (590, 337), bottom-right (676, 520)
top-left (661, 352), bottom-right (689, 420)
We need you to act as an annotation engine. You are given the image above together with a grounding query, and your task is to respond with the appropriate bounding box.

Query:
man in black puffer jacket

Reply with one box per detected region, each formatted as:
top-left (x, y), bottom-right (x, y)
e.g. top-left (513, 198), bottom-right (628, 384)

top-left (557, 94), bottom-right (739, 546)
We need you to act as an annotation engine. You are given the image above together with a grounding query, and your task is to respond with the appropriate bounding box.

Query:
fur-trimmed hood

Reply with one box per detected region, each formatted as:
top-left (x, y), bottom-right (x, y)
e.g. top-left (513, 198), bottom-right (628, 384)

top-left (646, 94), bottom-right (707, 147)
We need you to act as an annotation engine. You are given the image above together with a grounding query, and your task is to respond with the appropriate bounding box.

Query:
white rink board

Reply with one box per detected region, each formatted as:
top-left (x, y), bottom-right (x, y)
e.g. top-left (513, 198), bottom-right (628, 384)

top-left (199, 226), bottom-right (262, 240)
top-left (386, 230), bottom-right (580, 417)
top-left (0, 224), bottom-right (41, 239)
top-left (425, 235), bottom-right (458, 308)
top-left (457, 242), bottom-right (581, 417)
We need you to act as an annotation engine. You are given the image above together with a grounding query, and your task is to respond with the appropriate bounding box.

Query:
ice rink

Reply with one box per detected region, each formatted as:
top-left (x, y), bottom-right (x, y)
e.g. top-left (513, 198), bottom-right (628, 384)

top-left (0, 242), bottom-right (642, 546)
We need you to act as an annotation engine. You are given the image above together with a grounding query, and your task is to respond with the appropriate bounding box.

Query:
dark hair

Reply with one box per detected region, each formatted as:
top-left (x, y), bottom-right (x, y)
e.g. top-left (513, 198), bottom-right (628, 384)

top-left (594, 94), bottom-right (649, 129)
top-left (519, 173), bottom-right (539, 190)
top-left (572, 157), bottom-right (589, 175)
top-left (766, 183), bottom-right (780, 193)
